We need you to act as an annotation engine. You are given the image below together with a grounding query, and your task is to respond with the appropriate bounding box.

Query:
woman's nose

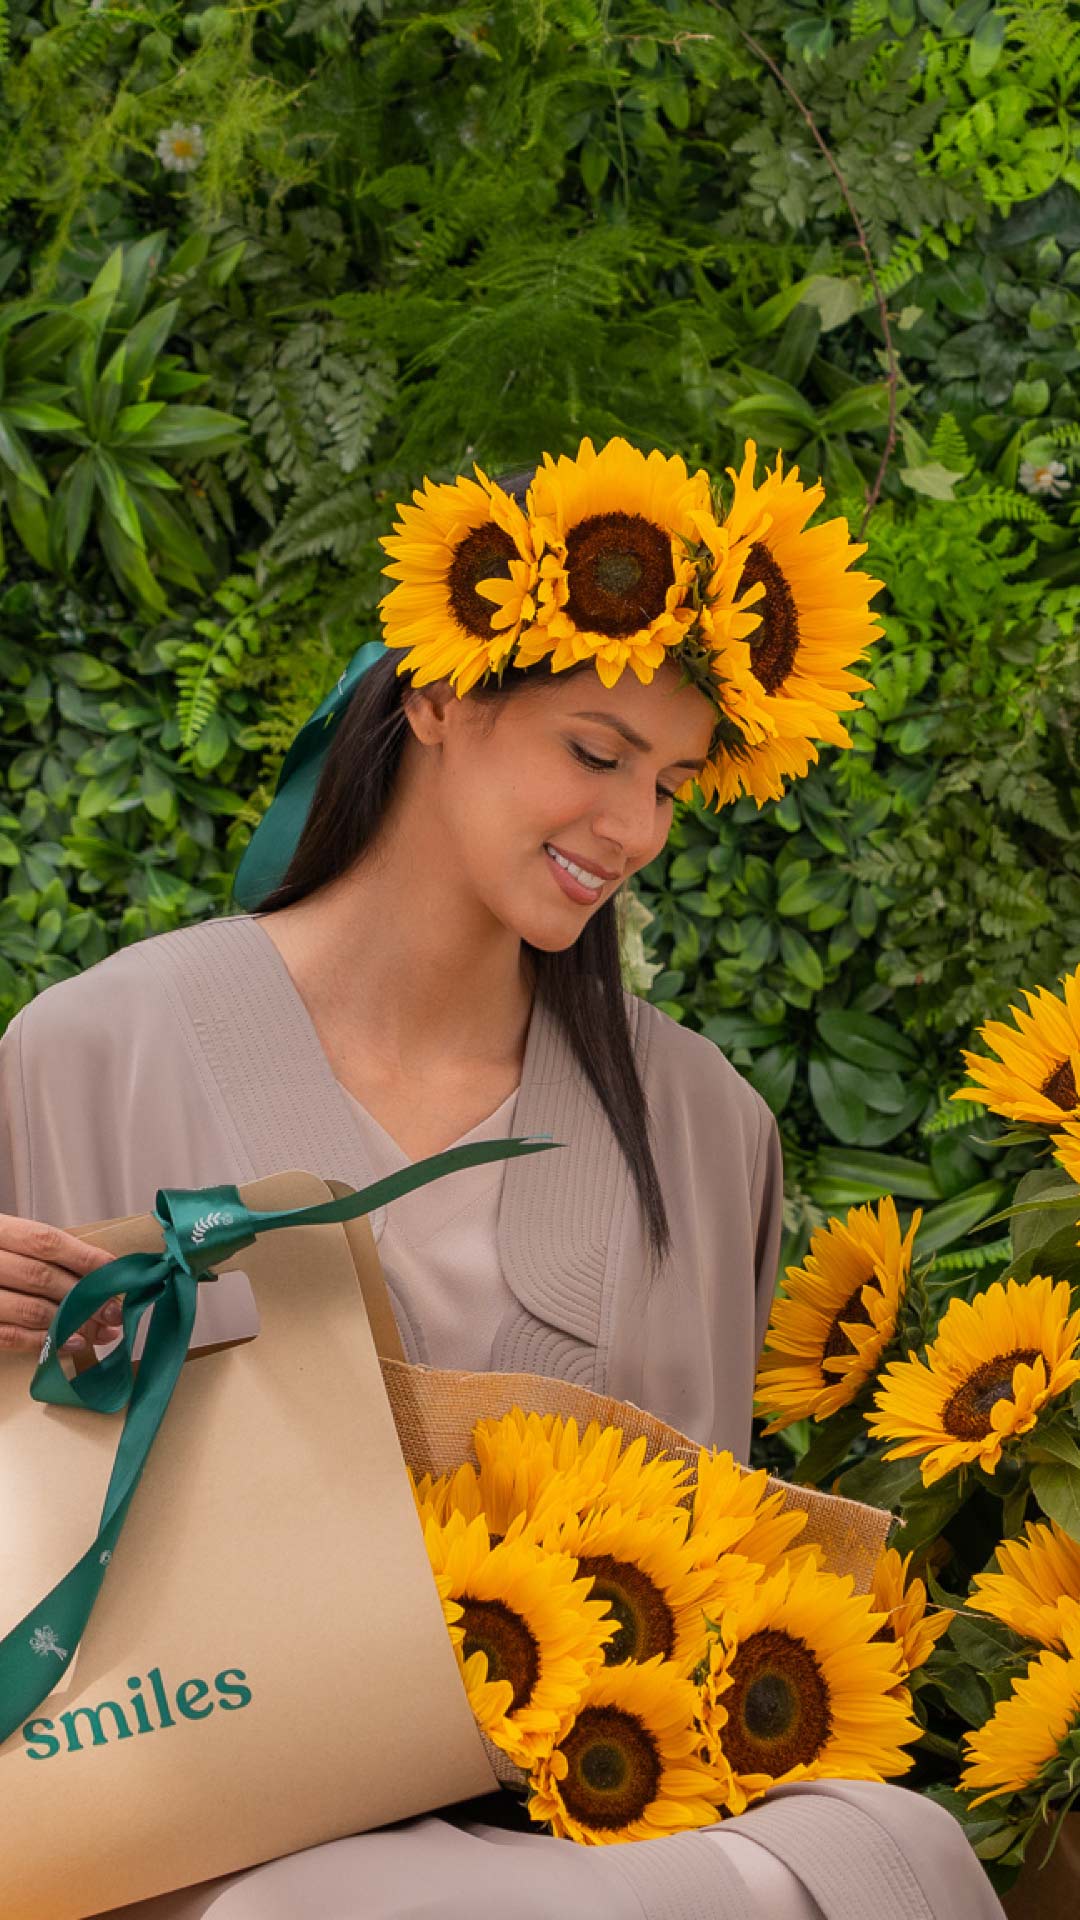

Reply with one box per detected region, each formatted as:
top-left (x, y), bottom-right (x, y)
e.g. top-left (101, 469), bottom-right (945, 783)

top-left (593, 784), bottom-right (662, 868)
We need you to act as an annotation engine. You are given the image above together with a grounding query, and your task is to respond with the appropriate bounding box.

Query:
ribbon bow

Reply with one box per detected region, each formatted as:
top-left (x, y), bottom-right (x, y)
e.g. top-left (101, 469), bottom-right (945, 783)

top-left (0, 1134), bottom-right (557, 1748)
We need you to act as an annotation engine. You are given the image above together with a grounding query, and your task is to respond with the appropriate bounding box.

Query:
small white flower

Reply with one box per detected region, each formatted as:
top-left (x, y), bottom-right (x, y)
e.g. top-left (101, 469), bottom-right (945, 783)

top-left (156, 123), bottom-right (206, 174)
top-left (1019, 458), bottom-right (1070, 498)
top-left (99, 1550), bottom-right (112, 1567)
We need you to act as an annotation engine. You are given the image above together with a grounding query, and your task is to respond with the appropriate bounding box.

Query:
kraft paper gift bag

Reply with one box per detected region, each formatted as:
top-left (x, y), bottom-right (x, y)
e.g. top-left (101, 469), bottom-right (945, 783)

top-left (0, 1158), bottom-right (529, 1920)
top-left (0, 1155), bottom-right (894, 1919)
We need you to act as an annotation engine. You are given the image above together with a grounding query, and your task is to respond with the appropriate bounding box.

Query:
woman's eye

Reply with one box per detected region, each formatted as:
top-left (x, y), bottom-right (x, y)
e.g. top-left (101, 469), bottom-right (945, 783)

top-left (571, 743), bottom-right (677, 805)
top-left (570, 744), bottom-right (619, 773)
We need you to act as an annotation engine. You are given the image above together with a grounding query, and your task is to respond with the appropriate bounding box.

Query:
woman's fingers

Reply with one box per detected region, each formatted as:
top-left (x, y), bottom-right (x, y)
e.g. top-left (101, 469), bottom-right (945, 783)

top-left (0, 1213), bottom-right (121, 1356)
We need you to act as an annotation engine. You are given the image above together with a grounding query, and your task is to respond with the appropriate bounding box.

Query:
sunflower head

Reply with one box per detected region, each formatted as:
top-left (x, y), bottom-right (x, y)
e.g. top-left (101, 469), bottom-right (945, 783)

top-left (867, 1274), bottom-right (1080, 1486)
top-left (969, 1518), bottom-right (1080, 1649)
top-left (869, 1547), bottom-right (953, 1683)
top-left (374, 434), bottom-right (883, 812)
top-left (698, 1558), bottom-right (917, 1815)
top-left (950, 967), bottom-right (1080, 1129)
top-left (754, 1194), bottom-right (919, 1434)
top-left (961, 1601), bottom-right (1080, 1806)
top-left (528, 1655), bottom-right (730, 1844)
top-left (422, 1507), bottom-right (614, 1766)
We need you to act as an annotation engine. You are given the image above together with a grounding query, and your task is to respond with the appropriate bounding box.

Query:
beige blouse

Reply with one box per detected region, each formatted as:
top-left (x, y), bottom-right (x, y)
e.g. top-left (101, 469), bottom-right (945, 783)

top-left (338, 1082), bottom-right (522, 1373)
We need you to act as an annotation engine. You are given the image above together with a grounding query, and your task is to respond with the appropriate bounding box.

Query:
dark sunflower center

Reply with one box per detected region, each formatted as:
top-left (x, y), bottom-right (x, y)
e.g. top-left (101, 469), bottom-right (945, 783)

top-left (941, 1349), bottom-right (1041, 1440)
top-left (740, 543), bottom-right (800, 694)
top-left (555, 1705), bottom-right (662, 1831)
top-left (722, 1629), bottom-right (832, 1777)
top-left (1041, 1059), bottom-right (1078, 1111)
top-left (447, 525), bottom-right (518, 639)
top-left (460, 1597), bottom-right (540, 1712)
top-left (563, 512), bottom-right (674, 637)
top-left (576, 1553), bottom-right (676, 1665)
top-left (822, 1281), bottom-right (876, 1363)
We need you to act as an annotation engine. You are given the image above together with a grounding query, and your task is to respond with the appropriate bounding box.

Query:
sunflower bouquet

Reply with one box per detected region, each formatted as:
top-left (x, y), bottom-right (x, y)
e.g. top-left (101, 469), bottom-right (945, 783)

top-left (407, 1408), bottom-right (921, 1845)
top-left (754, 960), bottom-right (1080, 1896)
top-left (377, 432), bottom-right (883, 812)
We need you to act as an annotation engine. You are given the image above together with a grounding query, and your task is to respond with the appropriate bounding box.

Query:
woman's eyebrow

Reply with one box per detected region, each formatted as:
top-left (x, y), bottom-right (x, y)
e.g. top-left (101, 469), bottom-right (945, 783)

top-left (571, 709), bottom-right (705, 771)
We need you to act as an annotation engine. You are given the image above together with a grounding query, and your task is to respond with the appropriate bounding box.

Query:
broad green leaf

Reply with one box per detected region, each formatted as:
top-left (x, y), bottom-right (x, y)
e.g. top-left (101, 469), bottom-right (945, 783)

top-left (122, 301), bottom-right (179, 390)
top-left (93, 448), bottom-right (145, 547)
top-left (808, 1048), bottom-right (867, 1142)
top-left (780, 925), bottom-right (824, 990)
top-left (1031, 1462), bottom-right (1080, 1541)
top-left (2, 401), bottom-right (81, 432)
top-left (835, 1450), bottom-right (923, 1508)
top-left (1011, 1168), bottom-right (1080, 1258)
top-left (791, 1406), bottom-right (865, 1487)
top-left (52, 454), bottom-right (95, 570)
top-left (120, 404), bottom-right (246, 452)
top-left (5, 310), bottom-right (85, 381)
top-left (808, 1148), bottom-right (941, 1203)
top-left (0, 417), bottom-right (48, 495)
top-left (917, 1181), bottom-right (1007, 1255)
top-left (799, 275), bottom-right (865, 332)
top-left (113, 402), bottom-right (167, 441)
top-left (747, 1043), bottom-right (798, 1113)
top-left (899, 462), bottom-right (967, 500)
top-left (969, 8), bottom-right (1005, 78)
top-left (75, 764), bottom-right (132, 820)
top-left (816, 1008), bottom-right (919, 1070)
top-left (819, 385), bottom-right (892, 435)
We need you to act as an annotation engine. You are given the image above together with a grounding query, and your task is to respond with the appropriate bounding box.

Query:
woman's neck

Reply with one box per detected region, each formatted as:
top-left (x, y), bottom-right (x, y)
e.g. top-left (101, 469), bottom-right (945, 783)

top-left (253, 861), bottom-right (534, 1085)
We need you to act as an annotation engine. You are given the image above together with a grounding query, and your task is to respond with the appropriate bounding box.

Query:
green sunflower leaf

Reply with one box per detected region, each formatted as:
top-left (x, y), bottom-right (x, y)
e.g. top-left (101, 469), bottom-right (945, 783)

top-left (1031, 1463), bottom-right (1080, 1542)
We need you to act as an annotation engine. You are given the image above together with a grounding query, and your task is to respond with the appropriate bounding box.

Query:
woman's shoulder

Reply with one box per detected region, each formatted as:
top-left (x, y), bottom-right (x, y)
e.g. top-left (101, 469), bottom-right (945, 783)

top-left (8, 915), bottom-right (249, 1050)
top-left (628, 991), bottom-right (772, 1131)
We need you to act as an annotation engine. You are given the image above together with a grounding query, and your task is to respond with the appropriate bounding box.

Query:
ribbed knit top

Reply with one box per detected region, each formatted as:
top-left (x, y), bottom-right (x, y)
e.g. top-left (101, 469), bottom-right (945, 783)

top-left (338, 1082), bottom-right (521, 1371)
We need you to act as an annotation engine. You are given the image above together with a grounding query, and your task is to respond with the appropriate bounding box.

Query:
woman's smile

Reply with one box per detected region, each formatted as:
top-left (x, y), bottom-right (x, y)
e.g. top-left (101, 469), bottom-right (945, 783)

top-left (543, 842), bottom-right (613, 903)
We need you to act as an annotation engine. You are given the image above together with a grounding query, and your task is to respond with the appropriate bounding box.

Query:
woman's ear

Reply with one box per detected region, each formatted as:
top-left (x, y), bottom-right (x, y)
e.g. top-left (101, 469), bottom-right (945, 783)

top-left (401, 679), bottom-right (456, 746)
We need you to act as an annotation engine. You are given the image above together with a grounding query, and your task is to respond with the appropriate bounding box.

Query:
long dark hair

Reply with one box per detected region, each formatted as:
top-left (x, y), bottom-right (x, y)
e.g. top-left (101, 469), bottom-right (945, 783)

top-left (254, 470), bottom-right (671, 1262)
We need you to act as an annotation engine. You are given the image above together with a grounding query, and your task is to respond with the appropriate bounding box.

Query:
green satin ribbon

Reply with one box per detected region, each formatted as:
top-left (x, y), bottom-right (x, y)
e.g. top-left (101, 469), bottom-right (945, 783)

top-left (0, 1135), bottom-right (557, 1749)
top-left (231, 638), bottom-right (385, 911)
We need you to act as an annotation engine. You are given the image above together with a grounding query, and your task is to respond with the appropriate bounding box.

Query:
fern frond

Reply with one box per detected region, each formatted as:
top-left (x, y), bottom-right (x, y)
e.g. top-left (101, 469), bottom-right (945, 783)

top-left (928, 411), bottom-right (973, 475)
top-left (932, 1236), bottom-right (1013, 1273)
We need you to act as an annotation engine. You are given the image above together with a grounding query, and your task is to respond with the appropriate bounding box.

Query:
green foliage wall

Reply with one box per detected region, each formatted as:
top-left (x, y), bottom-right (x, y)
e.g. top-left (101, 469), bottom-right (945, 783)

top-left (2, 0), bottom-right (1079, 1275)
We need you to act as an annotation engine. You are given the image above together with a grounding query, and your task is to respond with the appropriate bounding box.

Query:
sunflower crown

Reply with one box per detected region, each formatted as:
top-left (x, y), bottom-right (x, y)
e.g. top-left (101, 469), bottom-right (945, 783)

top-left (377, 435), bottom-right (885, 810)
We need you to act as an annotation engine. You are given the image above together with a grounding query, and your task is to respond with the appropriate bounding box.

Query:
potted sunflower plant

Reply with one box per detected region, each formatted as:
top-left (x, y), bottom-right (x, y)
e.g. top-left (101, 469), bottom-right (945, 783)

top-left (753, 963), bottom-right (1080, 1910)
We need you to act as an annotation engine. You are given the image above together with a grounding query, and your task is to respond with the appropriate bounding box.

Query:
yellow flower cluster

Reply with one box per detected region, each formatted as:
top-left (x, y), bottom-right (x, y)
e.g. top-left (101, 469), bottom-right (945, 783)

top-left (752, 955), bottom-right (1080, 1826)
top-left (412, 1409), bottom-right (919, 1844)
top-left (377, 435), bottom-right (885, 809)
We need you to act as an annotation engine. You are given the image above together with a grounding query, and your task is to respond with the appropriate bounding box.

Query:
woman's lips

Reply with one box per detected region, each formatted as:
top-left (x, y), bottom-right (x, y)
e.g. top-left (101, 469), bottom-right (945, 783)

top-left (544, 844), bottom-right (606, 904)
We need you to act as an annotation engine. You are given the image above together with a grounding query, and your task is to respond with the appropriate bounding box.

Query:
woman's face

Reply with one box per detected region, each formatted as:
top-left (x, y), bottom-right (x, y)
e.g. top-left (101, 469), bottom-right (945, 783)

top-left (400, 661), bottom-right (715, 951)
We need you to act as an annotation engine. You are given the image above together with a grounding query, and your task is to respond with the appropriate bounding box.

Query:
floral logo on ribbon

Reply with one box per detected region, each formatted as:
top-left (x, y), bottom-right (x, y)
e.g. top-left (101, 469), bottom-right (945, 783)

top-left (189, 1210), bottom-right (236, 1247)
top-left (30, 1625), bottom-right (68, 1661)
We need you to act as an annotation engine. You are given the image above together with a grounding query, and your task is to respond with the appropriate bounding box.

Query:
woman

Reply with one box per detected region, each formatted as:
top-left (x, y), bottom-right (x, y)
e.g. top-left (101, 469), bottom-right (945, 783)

top-left (0, 441), bottom-right (1005, 1919)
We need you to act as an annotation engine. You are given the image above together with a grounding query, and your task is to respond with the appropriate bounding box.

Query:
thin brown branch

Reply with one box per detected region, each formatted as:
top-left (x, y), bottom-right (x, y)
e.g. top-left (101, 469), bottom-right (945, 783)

top-left (728, 21), bottom-right (902, 537)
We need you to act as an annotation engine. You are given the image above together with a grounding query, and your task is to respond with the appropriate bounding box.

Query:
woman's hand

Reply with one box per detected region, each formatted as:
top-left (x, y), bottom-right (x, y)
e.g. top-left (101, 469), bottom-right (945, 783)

top-left (0, 1213), bottom-right (122, 1358)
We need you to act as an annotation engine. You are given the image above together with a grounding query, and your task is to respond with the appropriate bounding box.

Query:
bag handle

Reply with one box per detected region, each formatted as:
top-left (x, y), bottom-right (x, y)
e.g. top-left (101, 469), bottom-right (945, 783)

top-left (0, 1134), bottom-right (557, 1748)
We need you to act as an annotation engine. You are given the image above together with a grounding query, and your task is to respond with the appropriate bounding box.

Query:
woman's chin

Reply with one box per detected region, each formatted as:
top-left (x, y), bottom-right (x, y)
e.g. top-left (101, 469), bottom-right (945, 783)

top-left (512, 903), bottom-right (604, 953)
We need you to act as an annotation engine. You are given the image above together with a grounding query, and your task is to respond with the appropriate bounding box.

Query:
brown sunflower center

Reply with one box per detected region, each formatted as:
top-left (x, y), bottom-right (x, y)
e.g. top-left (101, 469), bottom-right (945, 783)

top-left (941, 1349), bottom-right (1041, 1440)
top-left (721, 1629), bottom-right (832, 1777)
top-left (740, 543), bottom-right (800, 694)
top-left (1041, 1059), bottom-right (1078, 1111)
top-left (563, 512), bottom-right (674, 637)
top-left (447, 525), bottom-right (519, 639)
top-left (555, 1705), bottom-right (662, 1832)
top-left (822, 1281), bottom-right (876, 1363)
top-left (576, 1553), bottom-right (676, 1665)
top-left (460, 1597), bottom-right (540, 1712)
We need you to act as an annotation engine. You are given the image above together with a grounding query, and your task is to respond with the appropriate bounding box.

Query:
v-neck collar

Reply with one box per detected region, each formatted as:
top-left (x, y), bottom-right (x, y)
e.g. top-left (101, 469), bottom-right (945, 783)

top-left (149, 911), bottom-right (642, 1385)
